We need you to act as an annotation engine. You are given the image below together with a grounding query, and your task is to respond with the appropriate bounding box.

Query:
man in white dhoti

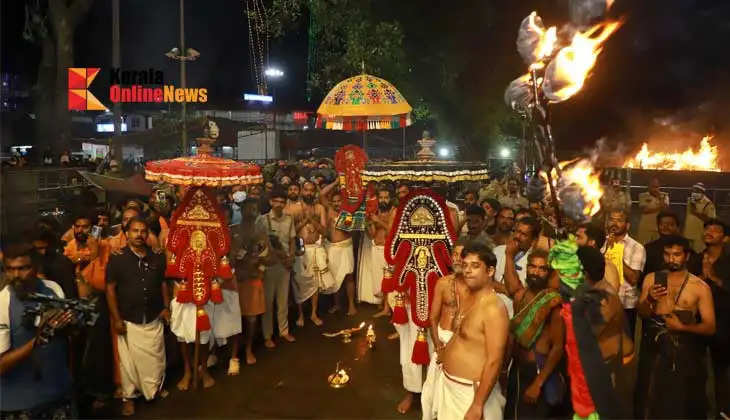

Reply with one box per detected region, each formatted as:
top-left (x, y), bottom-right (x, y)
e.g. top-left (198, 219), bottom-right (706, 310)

top-left (293, 181), bottom-right (329, 327)
top-left (320, 184), bottom-right (356, 315)
top-left (421, 241), bottom-right (466, 419)
top-left (106, 218), bottom-right (169, 416)
top-left (435, 242), bottom-right (507, 420)
top-left (394, 299), bottom-right (434, 414)
top-left (360, 187), bottom-right (396, 313)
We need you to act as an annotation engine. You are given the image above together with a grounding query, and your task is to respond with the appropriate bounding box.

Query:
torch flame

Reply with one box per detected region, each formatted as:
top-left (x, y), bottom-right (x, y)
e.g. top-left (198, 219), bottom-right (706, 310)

top-left (545, 20), bottom-right (622, 102)
top-left (624, 136), bottom-right (721, 172)
top-left (528, 12), bottom-right (558, 70)
top-left (541, 159), bottom-right (604, 220)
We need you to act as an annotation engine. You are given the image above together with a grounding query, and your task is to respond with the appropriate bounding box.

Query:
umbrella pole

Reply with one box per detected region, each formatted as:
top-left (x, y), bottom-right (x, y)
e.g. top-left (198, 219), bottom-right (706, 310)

top-left (193, 328), bottom-right (200, 390)
top-left (402, 127), bottom-right (406, 160)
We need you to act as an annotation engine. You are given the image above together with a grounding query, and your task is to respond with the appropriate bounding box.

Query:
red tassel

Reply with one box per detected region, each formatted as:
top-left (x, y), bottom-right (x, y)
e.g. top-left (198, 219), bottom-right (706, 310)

top-left (391, 293), bottom-right (408, 325)
top-left (175, 281), bottom-right (193, 303)
top-left (381, 265), bottom-right (395, 293)
top-left (218, 256), bottom-right (233, 279)
top-left (196, 307), bottom-right (211, 331)
top-left (210, 282), bottom-right (223, 304)
top-left (411, 329), bottom-right (430, 365)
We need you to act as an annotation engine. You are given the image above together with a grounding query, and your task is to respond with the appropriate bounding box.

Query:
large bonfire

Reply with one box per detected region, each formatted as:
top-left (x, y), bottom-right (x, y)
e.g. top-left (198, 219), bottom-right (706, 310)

top-left (624, 136), bottom-right (721, 172)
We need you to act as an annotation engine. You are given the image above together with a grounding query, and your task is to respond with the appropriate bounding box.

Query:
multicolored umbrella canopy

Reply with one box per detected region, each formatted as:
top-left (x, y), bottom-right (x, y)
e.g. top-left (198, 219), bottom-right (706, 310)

top-left (145, 137), bottom-right (262, 187)
top-left (316, 74), bottom-right (412, 131)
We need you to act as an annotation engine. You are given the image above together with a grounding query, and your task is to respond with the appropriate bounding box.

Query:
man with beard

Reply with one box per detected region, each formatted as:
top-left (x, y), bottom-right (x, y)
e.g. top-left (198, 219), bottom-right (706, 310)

top-left (495, 217), bottom-right (541, 317)
top-left (698, 219), bottom-right (730, 417)
top-left (360, 187), bottom-right (396, 316)
top-left (503, 249), bottom-right (565, 419)
top-left (643, 210), bottom-right (683, 276)
top-left (283, 183), bottom-right (304, 222)
top-left (575, 224), bottom-right (619, 292)
top-left (320, 181), bottom-right (356, 315)
top-left (0, 244), bottom-right (76, 418)
top-left (396, 183), bottom-right (410, 204)
top-left (106, 218), bottom-right (168, 416)
top-left (491, 207), bottom-right (515, 247)
top-left (463, 190), bottom-right (477, 210)
top-left (421, 241), bottom-right (466, 419)
top-left (63, 213), bottom-right (114, 409)
top-left (292, 180), bottom-right (331, 327)
top-left (636, 235), bottom-right (715, 419)
top-left (430, 242), bottom-right (508, 420)
top-left (601, 209), bottom-right (645, 336)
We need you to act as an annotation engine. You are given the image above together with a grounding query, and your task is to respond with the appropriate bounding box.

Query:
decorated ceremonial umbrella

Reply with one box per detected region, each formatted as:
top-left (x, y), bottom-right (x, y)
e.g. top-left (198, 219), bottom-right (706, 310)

top-left (145, 120), bottom-right (261, 388)
top-left (353, 131), bottom-right (489, 365)
top-left (315, 73), bottom-right (412, 131)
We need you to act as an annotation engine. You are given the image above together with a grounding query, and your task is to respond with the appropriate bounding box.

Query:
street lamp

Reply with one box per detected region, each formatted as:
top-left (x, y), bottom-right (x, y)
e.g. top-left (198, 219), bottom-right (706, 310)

top-left (264, 67), bottom-right (284, 162)
top-left (164, 0), bottom-right (200, 156)
top-left (438, 147), bottom-right (451, 158)
top-left (500, 147), bottom-right (511, 158)
top-left (264, 68), bottom-right (284, 78)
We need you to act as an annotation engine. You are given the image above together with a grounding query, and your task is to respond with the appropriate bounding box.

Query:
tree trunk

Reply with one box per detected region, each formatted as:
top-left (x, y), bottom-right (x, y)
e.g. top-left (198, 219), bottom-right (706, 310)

top-left (34, 35), bottom-right (57, 154)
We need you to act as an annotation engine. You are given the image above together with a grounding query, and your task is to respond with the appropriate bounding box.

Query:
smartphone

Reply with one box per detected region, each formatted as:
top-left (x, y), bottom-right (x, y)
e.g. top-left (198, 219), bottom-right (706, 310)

top-left (91, 225), bottom-right (102, 239)
top-left (655, 270), bottom-right (668, 288)
top-left (295, 237), bottom-right (305, 254)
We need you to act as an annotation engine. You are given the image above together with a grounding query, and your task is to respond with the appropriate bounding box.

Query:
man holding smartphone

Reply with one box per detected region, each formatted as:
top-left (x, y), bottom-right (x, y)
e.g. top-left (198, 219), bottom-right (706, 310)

top-left (636, 235), bottom-right (715, 419)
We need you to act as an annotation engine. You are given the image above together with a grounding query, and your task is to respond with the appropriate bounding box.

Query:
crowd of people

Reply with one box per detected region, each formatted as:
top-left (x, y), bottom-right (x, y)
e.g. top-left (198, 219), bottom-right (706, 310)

top-left (1, 159), bottom-right (729, 419)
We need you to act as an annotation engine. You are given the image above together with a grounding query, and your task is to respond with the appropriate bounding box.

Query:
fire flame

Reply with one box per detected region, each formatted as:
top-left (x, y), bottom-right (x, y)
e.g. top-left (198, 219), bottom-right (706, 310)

top-left (528, 12), bottom-right (557, 70)
top-left (541, 159), bottom-right (604, 220)
top-left (544, 20), bottom-right (622, 102)
top-left (624, 136), bottom-right (721, 172)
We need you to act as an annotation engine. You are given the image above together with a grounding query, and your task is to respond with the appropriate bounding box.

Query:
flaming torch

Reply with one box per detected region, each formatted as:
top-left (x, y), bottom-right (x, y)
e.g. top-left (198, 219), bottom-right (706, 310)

top-left (506, 3), bottom-right (622, 230)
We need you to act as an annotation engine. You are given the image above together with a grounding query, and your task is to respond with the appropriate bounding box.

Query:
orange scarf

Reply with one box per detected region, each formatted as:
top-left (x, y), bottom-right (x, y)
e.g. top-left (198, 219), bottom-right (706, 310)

top-left (64, 238), bottom-right (108, 292)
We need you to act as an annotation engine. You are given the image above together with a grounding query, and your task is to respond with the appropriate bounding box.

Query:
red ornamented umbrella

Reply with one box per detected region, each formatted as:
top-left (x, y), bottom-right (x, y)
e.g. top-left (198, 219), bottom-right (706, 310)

top-left (145, 122), bottom-right (261, 389)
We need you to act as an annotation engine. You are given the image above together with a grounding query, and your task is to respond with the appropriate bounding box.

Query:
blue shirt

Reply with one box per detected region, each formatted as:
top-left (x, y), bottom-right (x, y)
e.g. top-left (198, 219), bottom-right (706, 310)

top-left (0, 280), bottom-right (72, 411)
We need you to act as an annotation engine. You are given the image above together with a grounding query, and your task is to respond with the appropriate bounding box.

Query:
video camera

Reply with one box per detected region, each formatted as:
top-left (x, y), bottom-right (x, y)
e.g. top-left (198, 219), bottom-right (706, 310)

top-left (23, 293), bottom-right (100, 345)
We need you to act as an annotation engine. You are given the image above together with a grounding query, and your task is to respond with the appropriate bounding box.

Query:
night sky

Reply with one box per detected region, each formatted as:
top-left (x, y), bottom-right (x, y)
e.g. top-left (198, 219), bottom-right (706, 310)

top-left (3, 0), bottom-right (730, 157)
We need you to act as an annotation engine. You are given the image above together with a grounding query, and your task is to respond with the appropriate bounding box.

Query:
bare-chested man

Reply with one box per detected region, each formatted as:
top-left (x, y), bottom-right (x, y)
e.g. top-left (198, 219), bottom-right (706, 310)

top-left (283, 183), bottom-right (303, 221)
top-left (320, 181), bottom-right (357, 315)
top-left (292, 181), bottom-right (329, 327)
top-left (358, 186), bottom-right (396, 312)
top-left (432, 242), bottom-right (508, 420)
top-left (421, 241), bottom-right (466, 419)
top-left (558, 245), bottom-right (634, 419)
top-left (503, 249), bottom-right (564, 418)
top-left (636, 235), bottom-right (715, 419)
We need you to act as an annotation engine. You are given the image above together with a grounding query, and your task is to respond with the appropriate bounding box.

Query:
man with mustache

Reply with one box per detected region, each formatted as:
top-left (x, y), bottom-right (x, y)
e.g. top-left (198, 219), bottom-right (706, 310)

top-left (106, 218), bottom-right (168, 416)
top-left (360, 186), bottom-right (396, 317)
top-left (421, 241), bottom-right (466, 419)
top-left (429, 242), bottom-right (508, 420)
top-left (283, 183), bottom-right (303, 221)
top-left (0, 244), bottom-right (75, 419)
top-left (636, 235), bottom-right (715, 419)
top-left (503, 249), bottom-right (564, 418)
top-left (320, 181), bottom-right (356, 316)
top-left (697, 219), bottom-right (730, 418)
top-left (491, 207), bottom-right (516, 247)
top-left (292, 181), bottom-right (331, 327)
top-left (495, 216), bottom-right (541, 318)
top-left (107, 207), bottom-right (160, 254)
top-left (601, 209), bottom-right (645, 337)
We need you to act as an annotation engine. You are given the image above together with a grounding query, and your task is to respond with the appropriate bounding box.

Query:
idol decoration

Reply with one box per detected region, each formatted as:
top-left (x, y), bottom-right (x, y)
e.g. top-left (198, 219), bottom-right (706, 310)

top-left (383, 189), bottom-right (456, 364)
top-left (334, 145), bottom-right (377, 231)
top-left (165, 188), bottom-right (232, 330)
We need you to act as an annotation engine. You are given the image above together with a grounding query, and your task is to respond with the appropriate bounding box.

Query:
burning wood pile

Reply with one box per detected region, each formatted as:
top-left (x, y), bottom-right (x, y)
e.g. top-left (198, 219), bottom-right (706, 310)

top-left (505, 0), bottom-right (622, 225)
top-left (624, 135), bottom-right (722, 172)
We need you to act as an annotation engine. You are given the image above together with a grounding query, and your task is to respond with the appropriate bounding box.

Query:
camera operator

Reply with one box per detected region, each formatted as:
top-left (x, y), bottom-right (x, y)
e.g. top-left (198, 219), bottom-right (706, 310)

top-left (0, 244), bottom-right (75, 418)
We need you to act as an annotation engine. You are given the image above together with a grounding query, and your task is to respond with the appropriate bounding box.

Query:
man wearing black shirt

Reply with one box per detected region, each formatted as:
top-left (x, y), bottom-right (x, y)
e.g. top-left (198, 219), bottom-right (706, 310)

top-left (106, 217), bottom-right (169, 416)
top-left (643, 210), bottom-right (681, 276)
top-left (700, 219), bottom-right (730, 417)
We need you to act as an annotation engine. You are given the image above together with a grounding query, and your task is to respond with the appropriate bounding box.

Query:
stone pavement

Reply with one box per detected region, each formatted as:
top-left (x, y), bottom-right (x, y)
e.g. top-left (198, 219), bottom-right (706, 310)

top-left (132, 304), bottom-right (421, 419)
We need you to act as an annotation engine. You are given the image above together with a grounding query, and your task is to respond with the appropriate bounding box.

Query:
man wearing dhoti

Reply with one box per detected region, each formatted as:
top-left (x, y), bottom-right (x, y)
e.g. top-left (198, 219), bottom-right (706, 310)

top-left (359, 187), bottom-right (395, 313)
top-left (432, 242), bottom-right (507, 420)
top-left (106, 218), bottom-right (169, 416)
top-left (320, 182), bottom-right (356, 315)
top-left (292, 181), bottom-right (330, 327)
top-left (421, 242), bottom-right (465, 419)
